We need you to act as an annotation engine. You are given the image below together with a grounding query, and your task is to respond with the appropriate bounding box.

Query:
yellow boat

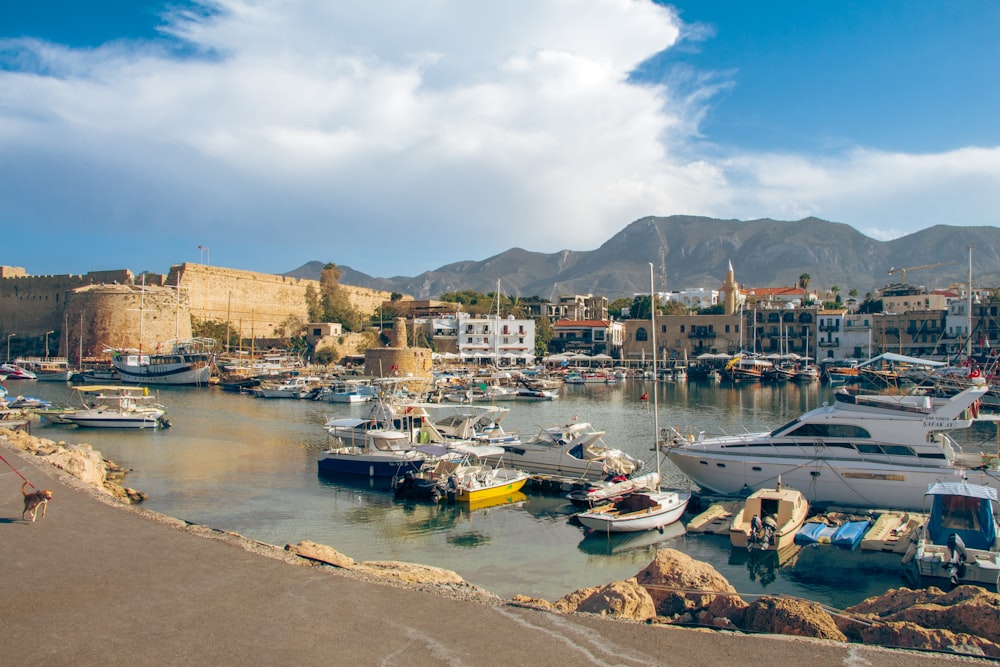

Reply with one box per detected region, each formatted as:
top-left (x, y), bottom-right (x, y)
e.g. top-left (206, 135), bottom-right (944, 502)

top-left (446, 465), bottom-right (530, 504)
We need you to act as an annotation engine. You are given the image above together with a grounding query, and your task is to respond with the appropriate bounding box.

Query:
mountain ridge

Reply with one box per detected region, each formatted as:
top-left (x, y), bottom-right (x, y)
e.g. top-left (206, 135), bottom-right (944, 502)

top-left (284, 215), bottom-right (1000, 300)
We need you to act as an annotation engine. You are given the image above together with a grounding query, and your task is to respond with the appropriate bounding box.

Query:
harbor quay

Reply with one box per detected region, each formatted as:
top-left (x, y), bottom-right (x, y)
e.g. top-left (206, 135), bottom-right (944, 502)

top-left (0, 439), bottom-right (976, 666)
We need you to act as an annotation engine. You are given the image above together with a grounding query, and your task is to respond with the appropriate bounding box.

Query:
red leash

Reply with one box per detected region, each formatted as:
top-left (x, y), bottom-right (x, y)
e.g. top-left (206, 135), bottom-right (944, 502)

top-left (0, 453), bottom-right (35, 489)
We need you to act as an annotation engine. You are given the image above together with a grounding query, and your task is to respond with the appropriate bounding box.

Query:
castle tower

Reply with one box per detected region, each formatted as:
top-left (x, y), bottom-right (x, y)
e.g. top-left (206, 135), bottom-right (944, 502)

top-left (722, 260), bottom-right (738, 315)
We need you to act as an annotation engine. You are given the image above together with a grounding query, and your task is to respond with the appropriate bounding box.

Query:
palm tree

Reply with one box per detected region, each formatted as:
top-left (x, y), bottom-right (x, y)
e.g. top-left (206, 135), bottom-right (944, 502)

top-left (798, 273), bottom-right (811, 290)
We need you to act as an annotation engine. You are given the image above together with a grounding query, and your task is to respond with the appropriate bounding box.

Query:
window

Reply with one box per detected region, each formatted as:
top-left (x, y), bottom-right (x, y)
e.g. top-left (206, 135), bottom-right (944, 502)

top-left (680, 325), bottom-right (686, 333)
top-left (636, 327), bottom-right (648, 341)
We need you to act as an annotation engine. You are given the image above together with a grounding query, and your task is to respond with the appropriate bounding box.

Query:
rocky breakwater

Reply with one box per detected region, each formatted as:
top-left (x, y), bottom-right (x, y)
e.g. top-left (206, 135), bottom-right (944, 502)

top-left (0, 426), bottom-right (146, 503)
top-left (513, 548), bottom-right (1000, 657)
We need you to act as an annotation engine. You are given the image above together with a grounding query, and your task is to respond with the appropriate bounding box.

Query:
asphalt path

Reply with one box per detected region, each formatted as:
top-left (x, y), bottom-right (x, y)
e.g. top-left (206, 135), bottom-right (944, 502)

top-left (0, 440), bottom-right (980, 666)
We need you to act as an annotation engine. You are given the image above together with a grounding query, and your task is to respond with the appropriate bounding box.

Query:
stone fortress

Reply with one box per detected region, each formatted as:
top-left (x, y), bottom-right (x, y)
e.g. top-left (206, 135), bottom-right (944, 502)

top-left (0, 263), bottom-right (392, 362)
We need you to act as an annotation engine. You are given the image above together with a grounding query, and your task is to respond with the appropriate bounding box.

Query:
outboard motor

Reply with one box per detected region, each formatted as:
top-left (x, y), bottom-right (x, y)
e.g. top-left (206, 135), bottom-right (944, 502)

top-left (748, 514), bottom-right (762, 549)
top-left (945, 533), bottom-right (968, 586)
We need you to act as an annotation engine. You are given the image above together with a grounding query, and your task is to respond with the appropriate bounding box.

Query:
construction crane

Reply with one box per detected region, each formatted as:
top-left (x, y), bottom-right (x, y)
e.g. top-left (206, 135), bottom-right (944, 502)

top-left (886, 262), bottom-right (954, 284)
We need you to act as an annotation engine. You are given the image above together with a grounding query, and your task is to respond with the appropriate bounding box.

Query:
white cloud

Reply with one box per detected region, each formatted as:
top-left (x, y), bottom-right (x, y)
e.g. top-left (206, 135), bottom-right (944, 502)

top-left (0, 0), bottom-right (998, 278)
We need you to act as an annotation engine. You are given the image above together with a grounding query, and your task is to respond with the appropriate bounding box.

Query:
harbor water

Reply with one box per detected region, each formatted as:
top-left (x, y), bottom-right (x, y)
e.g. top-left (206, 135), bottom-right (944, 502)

top-left (17, 378), bottom-right (999, 609)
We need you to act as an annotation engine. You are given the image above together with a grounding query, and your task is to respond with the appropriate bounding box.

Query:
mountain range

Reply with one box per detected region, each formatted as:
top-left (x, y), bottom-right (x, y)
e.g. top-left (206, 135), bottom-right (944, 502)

top-left (285, 215), bottom-right (1000, 301)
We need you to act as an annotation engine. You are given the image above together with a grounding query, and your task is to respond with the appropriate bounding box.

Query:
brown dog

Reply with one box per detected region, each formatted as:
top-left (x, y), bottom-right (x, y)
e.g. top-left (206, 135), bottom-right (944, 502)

top-left (22, 482), bottom-right (52, 522)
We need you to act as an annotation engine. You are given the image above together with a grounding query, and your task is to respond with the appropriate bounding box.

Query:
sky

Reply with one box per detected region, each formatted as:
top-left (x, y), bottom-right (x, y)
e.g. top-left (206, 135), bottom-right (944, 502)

top-left (2, 1), bottom-right (1000, 279)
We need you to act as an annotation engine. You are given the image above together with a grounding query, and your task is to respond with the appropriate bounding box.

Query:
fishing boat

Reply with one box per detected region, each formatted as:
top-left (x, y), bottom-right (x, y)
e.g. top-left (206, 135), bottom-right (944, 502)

top-left (111, 337), bottom-right (216, 386)
top-left (60, 385), bottom-right (168, 429)
top-left (904, 482), bottom-right (1000, 589)
top-left (729, 480), bottom-right (809, 551)
top-left (443, 459), bottom-right (530, 505)
top-left (14, 357), bottom-right (73, 382)
top-left (573, 264), bottom-right (692, 534)
top-left (665, 377), bottom-right (999, 511)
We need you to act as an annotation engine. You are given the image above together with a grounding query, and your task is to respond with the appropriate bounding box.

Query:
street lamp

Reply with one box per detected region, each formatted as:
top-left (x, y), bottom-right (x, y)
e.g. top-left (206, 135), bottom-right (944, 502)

top-left (44, 330), bottom-right (55, 358)
top-left (6, 333), bottom-right (14, 362)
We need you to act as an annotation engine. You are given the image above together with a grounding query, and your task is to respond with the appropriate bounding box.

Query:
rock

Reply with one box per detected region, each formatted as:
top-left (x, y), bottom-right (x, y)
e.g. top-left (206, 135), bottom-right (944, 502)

top-left (353, 560), bottom-right (468, 586)
top-left (842, 586), bottom-right (1000, 654)
top-left (509, 595), bottom-right (555, 611)
top-left (553, 578), bottom-right (656, 620)
top-left (285, 540), bottom-right (356, 568)
top-left (854, 620), bottom-right (1000, 658)
top-left (634, 548), bottom-right (747, 618)
top-left (40, 443), bottom-right (107, 488)
top-left (741, 596), bottom-right (846, 641)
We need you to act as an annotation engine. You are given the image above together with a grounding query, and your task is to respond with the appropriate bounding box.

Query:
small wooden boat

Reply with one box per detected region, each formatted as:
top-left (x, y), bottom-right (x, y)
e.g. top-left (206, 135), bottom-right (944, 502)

top-left (730, 481), bottom-right (809, 551)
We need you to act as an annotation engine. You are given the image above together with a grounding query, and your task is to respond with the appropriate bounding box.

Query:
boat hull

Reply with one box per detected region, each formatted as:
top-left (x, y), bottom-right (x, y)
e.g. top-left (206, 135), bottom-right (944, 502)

top-left (667, 448), bottom-right (1000, 511)
top-left (451, 474), bottom-right (529, 504)
top-left (576, 490), bottom-right (691, 533)
top-left (62, 412), bottom-right (165, 429)
top-left (317, 454), bottom-right (425, 478)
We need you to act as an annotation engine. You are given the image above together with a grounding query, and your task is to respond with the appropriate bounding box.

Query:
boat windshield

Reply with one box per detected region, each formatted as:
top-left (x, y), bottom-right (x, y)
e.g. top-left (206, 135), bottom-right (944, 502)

top-left (769, 418), bottom-right (801, 437)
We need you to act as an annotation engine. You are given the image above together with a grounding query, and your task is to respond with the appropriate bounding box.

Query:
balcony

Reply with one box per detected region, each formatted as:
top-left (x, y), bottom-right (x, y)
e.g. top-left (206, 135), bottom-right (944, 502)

top-left (688, 330), bottom-right (717, 339)
top-left (817, 338), bottom-right (840, 347)
top-left (818, 324), bottom-right (840, 332)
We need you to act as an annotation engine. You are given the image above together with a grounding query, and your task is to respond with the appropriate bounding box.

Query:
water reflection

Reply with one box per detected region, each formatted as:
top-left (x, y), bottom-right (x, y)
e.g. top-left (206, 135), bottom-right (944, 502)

top-left (577, 520), bottom-right (686, 556)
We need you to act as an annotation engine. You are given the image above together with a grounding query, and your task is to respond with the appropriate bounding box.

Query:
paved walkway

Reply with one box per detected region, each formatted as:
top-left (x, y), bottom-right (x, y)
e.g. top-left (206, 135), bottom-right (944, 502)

top-left (0, 442), bottom-right (973, 666)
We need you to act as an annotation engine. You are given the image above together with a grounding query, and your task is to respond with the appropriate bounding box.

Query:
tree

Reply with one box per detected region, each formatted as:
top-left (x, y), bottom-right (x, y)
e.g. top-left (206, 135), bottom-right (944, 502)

top-left (608, 297), bottom-right (632, 319)
top-left (320, 263), bottom-right (365, 331)
top-left (192, 318), bottom-right (240, 350)
top-left (304, 283), bottom-right (322, 322)
top-left (534, 316), bottom-right (554, 356)
top-left (798, 273), bottom-right (811, 289)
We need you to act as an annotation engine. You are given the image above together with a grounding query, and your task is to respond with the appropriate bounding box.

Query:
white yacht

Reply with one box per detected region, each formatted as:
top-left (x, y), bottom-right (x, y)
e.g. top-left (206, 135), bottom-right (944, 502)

top-left (61, 385), bottom-right (168, 429)
top-left (666, 379), bottom-right (1000, 511)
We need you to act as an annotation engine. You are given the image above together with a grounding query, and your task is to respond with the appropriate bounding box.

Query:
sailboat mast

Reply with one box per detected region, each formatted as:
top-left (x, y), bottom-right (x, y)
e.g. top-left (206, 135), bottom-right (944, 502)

top-left (650, 263), bottom-right (661, 485)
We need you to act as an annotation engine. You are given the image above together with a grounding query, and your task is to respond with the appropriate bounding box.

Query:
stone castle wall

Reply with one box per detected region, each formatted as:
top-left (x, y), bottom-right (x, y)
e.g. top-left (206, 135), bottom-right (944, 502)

top-left (0, 263), bottom-right (394, 359)
top-left (0, 269), bottom-right (136, 357)
top-left (169, 264), bottom-right (393, 339)
top-left (63, 285), bottom-right (192, 360)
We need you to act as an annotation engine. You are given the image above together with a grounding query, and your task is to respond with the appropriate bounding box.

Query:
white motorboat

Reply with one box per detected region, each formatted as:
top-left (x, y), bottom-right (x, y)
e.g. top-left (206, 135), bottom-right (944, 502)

top-left (60, 385), bottom-right (168, 429)
top-left (0, 362), bottom-right (37, 380)
top-left (489, 421), bottom-right (643, 481)
top-left (666, 378), bottom-right (1000, 511)
top-left (252, 376), bottom-right (315, 399)
top-left (904, 482), bottom-right (1000, 589)
top-left (319, 418), bottom-right (427, 478)
top-left (314, 380), bottom-right (376, 403)
top-left (111, 337), bottom-right (216, 386)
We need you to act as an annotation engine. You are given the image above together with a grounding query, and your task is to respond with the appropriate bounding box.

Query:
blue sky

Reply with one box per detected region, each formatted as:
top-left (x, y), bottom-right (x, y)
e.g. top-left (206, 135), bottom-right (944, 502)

top-left (2, 1), bottom-right (999, 281)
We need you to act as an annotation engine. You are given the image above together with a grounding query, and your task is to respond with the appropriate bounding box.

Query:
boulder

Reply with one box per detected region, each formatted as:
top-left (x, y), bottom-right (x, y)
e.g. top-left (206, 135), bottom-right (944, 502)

top-left (354, 560), bottom-right (467, 586)
top-left (741, 596), bottom-right (846, 641)
top-left (854, 620), bottom-right (999, 658)
top-left (285, 540), bottom-right (356, 568)
top-left (40, 443), bottom-right (107, 488)
top-left (842, 586), bottom-right (1000, 653)
top-left (553, 578), bottom-right (656, 620)
top-left (509, 595), bottom-right (555, 612)
top-left (635, 548), bottom-right (747, 618)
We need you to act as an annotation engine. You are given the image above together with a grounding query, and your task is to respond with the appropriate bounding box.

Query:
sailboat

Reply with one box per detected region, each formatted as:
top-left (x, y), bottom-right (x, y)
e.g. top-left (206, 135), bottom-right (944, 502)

top-left (575, 264), bottom-right (691, 534)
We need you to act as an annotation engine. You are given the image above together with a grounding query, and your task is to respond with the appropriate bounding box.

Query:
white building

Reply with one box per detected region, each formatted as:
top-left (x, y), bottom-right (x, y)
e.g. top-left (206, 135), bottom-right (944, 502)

top-left (418, 312), bottom-right (536, 364)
